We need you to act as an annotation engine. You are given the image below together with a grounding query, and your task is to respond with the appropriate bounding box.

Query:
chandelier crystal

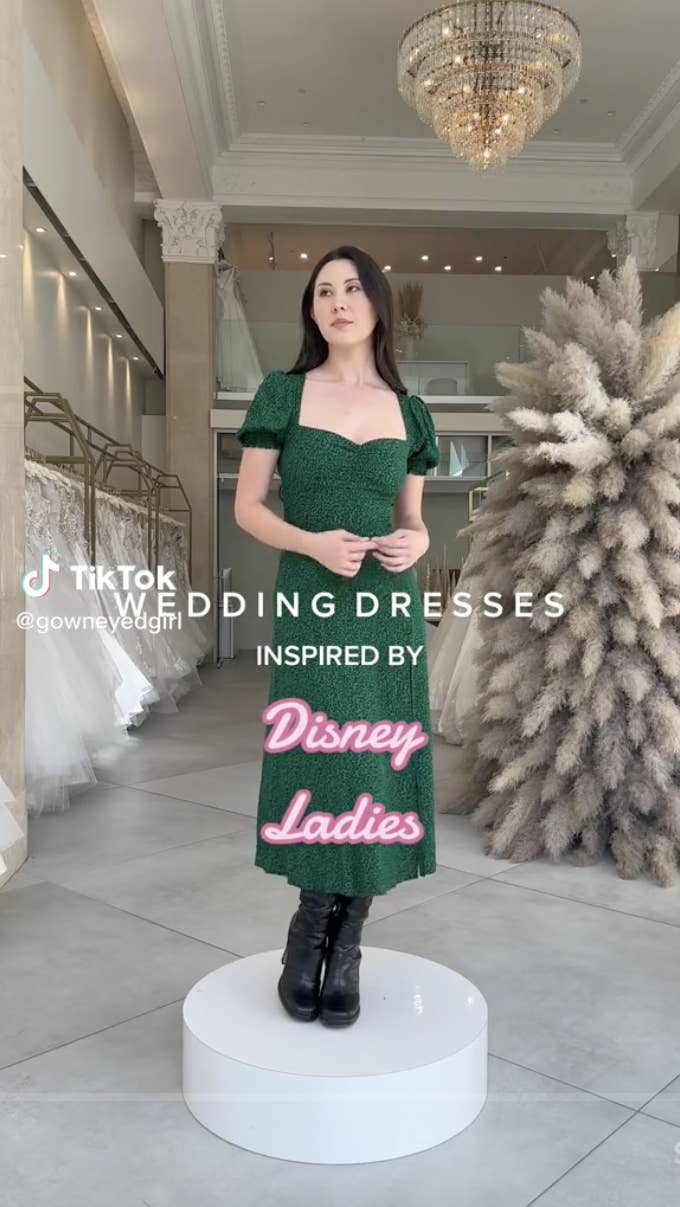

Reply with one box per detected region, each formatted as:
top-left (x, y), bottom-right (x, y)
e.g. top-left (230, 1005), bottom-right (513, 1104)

top-left (397, 1), bottom-right (582, 170)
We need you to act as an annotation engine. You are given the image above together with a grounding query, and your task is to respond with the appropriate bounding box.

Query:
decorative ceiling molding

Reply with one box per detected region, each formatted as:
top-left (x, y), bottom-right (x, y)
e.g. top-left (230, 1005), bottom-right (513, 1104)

top-left (161, 0), bottom-right (222, 168)
top-left (205, 0), bottom-right (241, 147)
top-left (619, 54), bottom-right (680, 168)
top-left (81, 0), bottom-right (159, 196)
top-left (225, 131), bottom-right (625, 164)
top-left (212, 142), bottom-right (632, 217)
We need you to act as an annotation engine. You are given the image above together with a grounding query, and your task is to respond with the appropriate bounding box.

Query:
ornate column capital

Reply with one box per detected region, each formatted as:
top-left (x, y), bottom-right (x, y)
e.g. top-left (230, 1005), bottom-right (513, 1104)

top-left (607, 212), bottom-right (669, 271)
top-left (153, 199), bottom-right (225, 264)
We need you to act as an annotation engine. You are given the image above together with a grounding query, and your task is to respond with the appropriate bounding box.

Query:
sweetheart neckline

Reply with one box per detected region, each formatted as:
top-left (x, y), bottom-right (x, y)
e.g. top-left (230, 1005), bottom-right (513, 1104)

top-left (295, 371), bottom-right (409, 449)
top-left (296, 425), bottom-right (408, 449)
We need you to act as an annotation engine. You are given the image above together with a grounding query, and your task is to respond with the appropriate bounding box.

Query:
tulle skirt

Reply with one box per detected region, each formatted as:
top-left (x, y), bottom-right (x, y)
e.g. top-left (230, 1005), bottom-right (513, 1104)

top-left (427, 588), bottom-right (482, 746)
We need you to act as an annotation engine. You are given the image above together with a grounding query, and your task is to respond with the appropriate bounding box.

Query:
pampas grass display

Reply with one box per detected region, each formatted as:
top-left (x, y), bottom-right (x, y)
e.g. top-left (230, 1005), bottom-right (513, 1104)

top-left (445, 255), bottom-right (680, 886)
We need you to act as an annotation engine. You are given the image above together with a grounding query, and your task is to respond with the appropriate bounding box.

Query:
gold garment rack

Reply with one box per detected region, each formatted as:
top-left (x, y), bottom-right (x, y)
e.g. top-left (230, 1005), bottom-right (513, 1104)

top-left (23, 387), bottom-right (192, 577)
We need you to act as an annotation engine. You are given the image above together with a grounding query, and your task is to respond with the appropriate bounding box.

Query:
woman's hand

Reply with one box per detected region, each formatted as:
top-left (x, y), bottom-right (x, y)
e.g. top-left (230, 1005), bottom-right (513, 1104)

top-left (307, 530), bottom-right (377, 577)
top-left (370, 527), bottom-right (428, 573)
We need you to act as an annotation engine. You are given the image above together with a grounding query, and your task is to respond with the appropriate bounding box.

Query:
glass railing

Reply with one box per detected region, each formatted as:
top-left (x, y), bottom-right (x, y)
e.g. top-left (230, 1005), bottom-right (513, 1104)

top-left (215, 271), bottom-right (680, 396)
top-left (215, 322), bottom-right (524, 395)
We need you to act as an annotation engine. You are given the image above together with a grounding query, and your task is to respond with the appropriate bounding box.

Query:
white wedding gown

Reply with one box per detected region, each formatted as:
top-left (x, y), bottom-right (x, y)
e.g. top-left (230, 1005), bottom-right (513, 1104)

top-left (23, 459), bottom-right (211, 813)
top-left (215, 265), bottom-right (263, 390)
top-left (24, 468), bottom-right (132, 812)
top-left (427, 561), bottom-right (482, 745)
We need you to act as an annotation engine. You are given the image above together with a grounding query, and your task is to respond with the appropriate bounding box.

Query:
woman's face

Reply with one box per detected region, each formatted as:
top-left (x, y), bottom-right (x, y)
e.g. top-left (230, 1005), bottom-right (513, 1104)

top-left (310, 258), bottom-right (378, 347)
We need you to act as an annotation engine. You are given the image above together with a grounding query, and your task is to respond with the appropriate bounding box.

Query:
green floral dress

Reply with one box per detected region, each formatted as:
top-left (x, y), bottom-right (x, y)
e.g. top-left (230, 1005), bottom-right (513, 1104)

top-left (236, 370), bottom-right (440, 896)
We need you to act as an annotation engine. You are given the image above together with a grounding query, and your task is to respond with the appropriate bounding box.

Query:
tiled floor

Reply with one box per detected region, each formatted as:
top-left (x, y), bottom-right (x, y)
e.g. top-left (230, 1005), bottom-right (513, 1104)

top-left (2, 656), bottom-right (680, 1205)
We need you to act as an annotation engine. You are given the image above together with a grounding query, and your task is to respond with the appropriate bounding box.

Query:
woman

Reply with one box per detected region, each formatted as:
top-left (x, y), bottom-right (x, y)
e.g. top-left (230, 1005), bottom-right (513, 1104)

top-left (234, 245), bottom-right (439, 1028)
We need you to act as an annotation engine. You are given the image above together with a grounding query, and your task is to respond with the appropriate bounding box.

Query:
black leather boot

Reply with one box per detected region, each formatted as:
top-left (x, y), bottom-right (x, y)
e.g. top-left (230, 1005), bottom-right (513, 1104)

top-left (278, 890), bottom-right (341, 1021)
top-left (319, 895), bottom-right (373, 1027)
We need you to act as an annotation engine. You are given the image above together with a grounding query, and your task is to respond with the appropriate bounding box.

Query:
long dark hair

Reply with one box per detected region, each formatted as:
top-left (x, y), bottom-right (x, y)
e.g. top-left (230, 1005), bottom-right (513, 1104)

top-left (287, 245), bottom-right (407, 394)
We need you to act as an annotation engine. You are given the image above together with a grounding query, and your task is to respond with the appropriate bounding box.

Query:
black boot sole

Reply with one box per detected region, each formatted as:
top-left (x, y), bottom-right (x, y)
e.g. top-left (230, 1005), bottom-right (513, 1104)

top-left (319, 1007), bottom-right (360, 1027)
top-left (277, 975), bottom-right (321, 1021)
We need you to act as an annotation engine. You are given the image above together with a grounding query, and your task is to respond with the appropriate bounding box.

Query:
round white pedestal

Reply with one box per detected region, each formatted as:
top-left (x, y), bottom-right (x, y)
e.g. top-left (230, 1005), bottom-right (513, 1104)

top-left (183, 947), bottom-right (488, 1164)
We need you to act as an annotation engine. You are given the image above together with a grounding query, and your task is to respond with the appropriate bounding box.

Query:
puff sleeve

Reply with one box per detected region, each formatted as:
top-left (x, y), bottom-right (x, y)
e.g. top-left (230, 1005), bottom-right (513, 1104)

top-left (407, 394), bottom-right (440, 475)
top-left (236, 370), bottom-right (292, 450)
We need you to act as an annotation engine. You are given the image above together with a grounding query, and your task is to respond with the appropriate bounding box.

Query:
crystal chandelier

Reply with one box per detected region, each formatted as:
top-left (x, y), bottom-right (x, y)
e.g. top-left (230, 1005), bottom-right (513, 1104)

top-left (397, 1), bottom-right (582, 171)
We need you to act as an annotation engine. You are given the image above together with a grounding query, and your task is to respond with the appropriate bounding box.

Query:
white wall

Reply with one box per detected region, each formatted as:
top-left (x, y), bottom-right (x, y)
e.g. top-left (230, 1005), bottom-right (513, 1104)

top-left (22, 0), bottom-right (167, 456)
top-left (24, 0), bottom-right (142, 256)
top-left (23, 222), bottom-right (145, 451)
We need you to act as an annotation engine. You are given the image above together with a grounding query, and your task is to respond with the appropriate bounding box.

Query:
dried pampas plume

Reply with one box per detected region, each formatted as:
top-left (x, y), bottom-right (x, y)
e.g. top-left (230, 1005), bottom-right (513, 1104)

top-left (447, 255), bottom-right (680, 886)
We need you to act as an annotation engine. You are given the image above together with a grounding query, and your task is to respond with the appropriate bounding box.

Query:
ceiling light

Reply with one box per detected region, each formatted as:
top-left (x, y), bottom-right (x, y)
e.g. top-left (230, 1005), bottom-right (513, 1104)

top-left (300, 252), bottom-right (308, 259)
top-left (383, 264), bottom-right (391, 271)
top-left (444, 265), bottom-right (452, 271)
top-left (35, 226), bottom-right (46, 234)
top-left (115, 334), bottom-right (123, 339)
top-left (589, 275), bottom-right (595, 280)
top-left (421, 254), bottom-right (429, 261)
top-left (0, 253), bottom-right (6, 260)
top-left (94, 305), bottom-right (102, 311)
top-left (398, 6), bottom-right (581, 170)
top-left (132, 356), bottom-right (139, 360)
top-left (68, 270), bottom-right (77, 277)
top-left (494, 265), bottom-right (503, 272)
top-left (474, 255), bottom-right (483, 262)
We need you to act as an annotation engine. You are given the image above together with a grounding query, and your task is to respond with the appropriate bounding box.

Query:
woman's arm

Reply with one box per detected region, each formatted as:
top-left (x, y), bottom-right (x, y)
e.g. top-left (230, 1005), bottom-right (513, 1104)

top-left (234, 446), bottom-right (316, 556)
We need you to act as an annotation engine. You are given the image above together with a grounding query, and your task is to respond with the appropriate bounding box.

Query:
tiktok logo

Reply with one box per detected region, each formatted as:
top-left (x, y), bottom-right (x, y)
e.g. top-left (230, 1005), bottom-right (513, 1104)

top-left (22, 553), bottom-right (60, 598)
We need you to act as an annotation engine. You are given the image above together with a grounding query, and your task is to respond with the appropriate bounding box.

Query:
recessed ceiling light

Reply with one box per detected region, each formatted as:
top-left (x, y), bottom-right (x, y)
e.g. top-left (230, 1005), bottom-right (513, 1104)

top-left (68, 270), bottom-right (77, 277)
top-left (474, 255), bottom-right (483, 262)
top-left (610, 252), bottom-right (616, 258)
top-left (300, 252), bottom-right (308, 259)
top-left (655, 267), bottom-right (660, 272)
top-left (444, 265), bottom-right (452, 271)
top-left (94, 305), bottom-right (102, 311)
top-left (35, 226), bottom-right (46, 234)
top-left (132, 356), bottom-right (139, 360)
top-left (383, 264), bottom-right (391, 271)
top-left (589, 275), bottom-right (595, 280)
top-left (115, 334), bottom-right (123, 339)
top-left (494, 265), bottom-right (503, 272)
top-left (0, 253), bottom-right (7, 260)
top-left (421, 254), bottom-right (429, 261)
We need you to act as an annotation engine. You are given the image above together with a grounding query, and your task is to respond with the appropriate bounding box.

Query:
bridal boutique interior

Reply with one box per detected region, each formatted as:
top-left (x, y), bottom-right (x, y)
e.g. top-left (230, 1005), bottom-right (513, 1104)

top-left (3, 0), bottom-right (680, 1202)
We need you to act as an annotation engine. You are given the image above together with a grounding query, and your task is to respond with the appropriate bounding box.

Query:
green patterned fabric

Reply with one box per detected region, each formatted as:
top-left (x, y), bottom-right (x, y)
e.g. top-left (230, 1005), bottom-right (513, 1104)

top-left (236, 370), bottom-right (440, 895)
